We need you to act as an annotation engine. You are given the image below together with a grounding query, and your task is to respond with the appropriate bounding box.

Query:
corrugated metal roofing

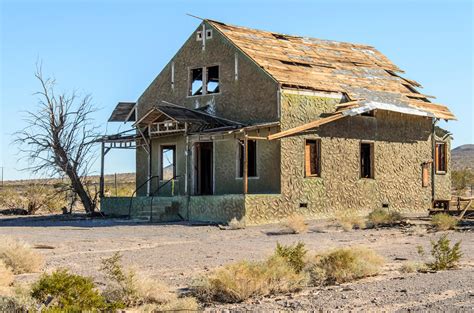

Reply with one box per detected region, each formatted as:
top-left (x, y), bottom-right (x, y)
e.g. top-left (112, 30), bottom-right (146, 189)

top-left (208, 20), bottom-right (455, 120)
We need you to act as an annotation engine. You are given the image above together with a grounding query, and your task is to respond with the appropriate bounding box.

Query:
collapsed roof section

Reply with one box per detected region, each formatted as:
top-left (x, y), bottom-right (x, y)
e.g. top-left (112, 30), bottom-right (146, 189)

top-left (134, 102), bottom-right (244, 135)
top-left (108, 102), bottom-right (136, 122)
top-left (208, 19), bottom-right (455, 121)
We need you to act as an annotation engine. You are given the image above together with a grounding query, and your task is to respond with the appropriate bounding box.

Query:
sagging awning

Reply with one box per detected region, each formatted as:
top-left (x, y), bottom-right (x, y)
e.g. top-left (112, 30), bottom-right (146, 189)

top-left (108, 102), bottom-right (136, 122)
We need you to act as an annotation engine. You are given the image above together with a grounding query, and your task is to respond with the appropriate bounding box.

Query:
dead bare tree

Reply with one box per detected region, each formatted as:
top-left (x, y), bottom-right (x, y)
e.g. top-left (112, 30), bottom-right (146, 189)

top-left (15, 65), bottom-right (99, 214)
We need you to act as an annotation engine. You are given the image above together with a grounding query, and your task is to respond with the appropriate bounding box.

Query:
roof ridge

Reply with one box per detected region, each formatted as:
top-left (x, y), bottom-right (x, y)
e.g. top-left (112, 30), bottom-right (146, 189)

top-left (205, 18), bottom-right (374, 48)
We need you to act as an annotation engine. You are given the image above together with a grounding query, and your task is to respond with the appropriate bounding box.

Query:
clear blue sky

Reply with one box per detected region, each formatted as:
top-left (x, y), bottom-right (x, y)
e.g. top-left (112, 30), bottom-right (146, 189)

top-left (1, 0), bottom-right (472, 180)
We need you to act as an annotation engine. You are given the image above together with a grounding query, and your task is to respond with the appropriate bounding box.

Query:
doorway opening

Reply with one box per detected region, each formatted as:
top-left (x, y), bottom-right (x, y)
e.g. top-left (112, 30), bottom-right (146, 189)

top-left (195, 142), bottom-right (213, 195)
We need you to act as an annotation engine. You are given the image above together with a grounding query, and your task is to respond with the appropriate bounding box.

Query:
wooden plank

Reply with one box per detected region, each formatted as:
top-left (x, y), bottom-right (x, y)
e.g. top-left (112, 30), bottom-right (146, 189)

top-left (305, 141), bottom-right (311, 177)
top-left (268, 113), bottom-right (345, 140)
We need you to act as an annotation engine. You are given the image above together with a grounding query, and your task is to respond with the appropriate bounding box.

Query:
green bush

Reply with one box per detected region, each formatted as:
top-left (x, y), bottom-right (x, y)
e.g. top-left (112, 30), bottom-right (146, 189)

top-left (274, 242), bottom-right (307, 273)
top-left (419, 234), bottom-right (462, 271)
top-left (31, 269), bottom-right (110, 311)
top-left (306, 247), bottom-right (384, 285)
top-left (431, 213), bottom-right (458, 231)
top-left (367, 208), bottom-right (403, 227)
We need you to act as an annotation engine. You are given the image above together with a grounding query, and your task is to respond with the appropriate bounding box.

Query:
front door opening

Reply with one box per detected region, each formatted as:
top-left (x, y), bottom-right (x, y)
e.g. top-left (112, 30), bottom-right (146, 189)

top-left (195, 142), bottom-right (213, 195)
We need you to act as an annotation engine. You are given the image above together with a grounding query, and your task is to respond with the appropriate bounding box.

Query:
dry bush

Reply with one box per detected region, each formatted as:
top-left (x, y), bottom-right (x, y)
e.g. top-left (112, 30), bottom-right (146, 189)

top-left (101, 252), bottom-right (197, 310)
top-left (367, 208), bottom-right (403, 227)
top-left (306, 247), bottom-right (384, 285)
top-left (431, 213), bottom-right (458, 231)
top-left (334, 212), bottom-right (366, 231)
top-left (399, 261), bottom-right (425, 273)
top-left (0, 260), bottom-right (14, 287)
top-left (192, 256), bottom-right (307, 303)
top-left (0, 184), bottom-right (67, 214)
top-left (228, 217), bottom-right (246, 230)
top-left (0, 237), bottom-right (44, 274)
top-left (283, 214), bottom-right (308, 234)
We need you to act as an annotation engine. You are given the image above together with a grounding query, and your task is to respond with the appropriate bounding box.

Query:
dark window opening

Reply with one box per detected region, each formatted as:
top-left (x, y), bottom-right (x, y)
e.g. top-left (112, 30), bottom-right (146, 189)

top-left (206, 66), bottom-right (220, 94)
top-left (280, 60), bottom-right (312, 68)
top-left (161, 145), bottom-right (176, 181)
top-left (190, 68), bottom-right (203, 96)
top-left (361, 110), bottom-right (375, 117)
top-left (305, 139), bottom-right (321, 177)
top-left (272, 33), bottom-right (290, 41)
top-left (239, 140), bottom-right (257, 177)
top-left (360, 142), bottom-right (374, 179)
top-left (435, 142), bottom-right (447, 173)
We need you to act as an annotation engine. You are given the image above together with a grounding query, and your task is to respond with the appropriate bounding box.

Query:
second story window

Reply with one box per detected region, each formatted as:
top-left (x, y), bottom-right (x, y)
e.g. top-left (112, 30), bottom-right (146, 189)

top-left (206, 66), bottom-right (219, 94)
top-left (190, 68), bottom-right (203, 96)
top-left (189, 66), bottom-right (220, 96)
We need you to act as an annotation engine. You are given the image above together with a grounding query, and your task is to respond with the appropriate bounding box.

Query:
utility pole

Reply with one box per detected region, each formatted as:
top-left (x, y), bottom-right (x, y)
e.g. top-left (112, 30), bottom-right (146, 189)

top-left (1, 166), bottom-right (3, 188)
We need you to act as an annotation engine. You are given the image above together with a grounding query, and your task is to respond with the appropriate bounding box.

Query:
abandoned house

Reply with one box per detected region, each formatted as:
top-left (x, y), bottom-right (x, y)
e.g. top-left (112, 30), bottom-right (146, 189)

top-left (100, 19), bottom-right (456, 224)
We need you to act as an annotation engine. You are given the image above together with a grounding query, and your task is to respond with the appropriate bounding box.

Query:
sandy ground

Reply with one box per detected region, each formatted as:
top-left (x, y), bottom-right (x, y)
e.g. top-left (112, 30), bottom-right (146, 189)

top-left (0, 214), bottom-right (473, 311)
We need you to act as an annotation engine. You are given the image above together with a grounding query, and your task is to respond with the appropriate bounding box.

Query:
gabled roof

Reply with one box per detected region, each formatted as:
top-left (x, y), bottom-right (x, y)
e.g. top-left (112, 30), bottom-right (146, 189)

top-left (208, 20), bottom-right (455, 120)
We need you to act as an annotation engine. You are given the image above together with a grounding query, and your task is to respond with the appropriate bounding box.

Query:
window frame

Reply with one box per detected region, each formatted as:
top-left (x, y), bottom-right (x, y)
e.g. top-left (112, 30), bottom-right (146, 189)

top-left (236, 139), bottom-right (258, 179)
top-left (435, 141), bottom-right (447, 174)
top-left (188, 65), bottom-right (221, 97)
top-left (360, 141), bottom-right (375, 179)
top-left (304, 139), bottom-right (321, 178)
top-left (160, 144), bottom-right (177, 182)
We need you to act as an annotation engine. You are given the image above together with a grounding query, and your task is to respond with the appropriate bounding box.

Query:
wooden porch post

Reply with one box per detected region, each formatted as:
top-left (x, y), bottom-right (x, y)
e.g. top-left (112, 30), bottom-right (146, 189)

top-left (99, 141), bottom-right (105, 198)
top-left (243, 134), bottom-right (248, 194)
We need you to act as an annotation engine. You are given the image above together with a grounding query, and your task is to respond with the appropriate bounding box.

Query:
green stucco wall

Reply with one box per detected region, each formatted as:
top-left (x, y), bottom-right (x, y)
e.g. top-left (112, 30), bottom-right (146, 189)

top-left (244, 91), bottom-right (451, 224)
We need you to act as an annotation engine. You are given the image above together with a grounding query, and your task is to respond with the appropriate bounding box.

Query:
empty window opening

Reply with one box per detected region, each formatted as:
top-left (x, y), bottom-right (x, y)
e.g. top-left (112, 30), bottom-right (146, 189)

top-left (299, 202), bottom-right (308, 208)
top-left (239, 140), bottom-right (257, 177)
top-left (161, 145), bottom-right (176, 181)
top-left (206, 29), bottom-right (213, 39)
top-left (196, 31), bottom-right (203, 41)
top-left (280, 60), bottom-right (312, 68)
top-left (272, 33), bottom-right (289, 41)
top-left (360, 142), bottom-right (374, 179)
top-left (190, 68), bottom-right (203, 96)
top-left (361, 110), bottom-right (375, 117)
top-left (435, 142), bottom-right (447, 173)
top-left (206, 66), bottom-right (220, 94)
top-left (305, 139), bottom-right (321, 177)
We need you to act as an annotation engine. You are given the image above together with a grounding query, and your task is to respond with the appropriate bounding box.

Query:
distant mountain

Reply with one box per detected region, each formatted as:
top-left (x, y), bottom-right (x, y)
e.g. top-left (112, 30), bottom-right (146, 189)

top-left (452, 144), bottom-right (474, 170)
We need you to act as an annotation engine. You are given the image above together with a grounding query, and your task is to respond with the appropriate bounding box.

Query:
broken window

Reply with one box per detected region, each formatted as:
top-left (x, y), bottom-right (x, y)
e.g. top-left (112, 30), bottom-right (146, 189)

top-left (161, 145), bottom-right (176, 181)
top-left (305, 139), bottom-right (321, 177)
top-left (238, 140), bottom-right (257, 177)
top-left (360, 142), bottom-right (374, 179)
top-left (196, 31), bottom-right (203, 41)
top-left (206, 29), bottom-right (213, 39)
top-left (190, 68), bottom-right (203, 96)
top-left (435, 142), bottom-right (447, 173)
top-left (206, 66), bottom-right (219, 94)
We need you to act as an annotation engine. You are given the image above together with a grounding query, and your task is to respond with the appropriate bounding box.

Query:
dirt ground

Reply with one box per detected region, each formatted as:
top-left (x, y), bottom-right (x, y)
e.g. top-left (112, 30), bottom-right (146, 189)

top-left (0, 214), bottom-right (473, 311)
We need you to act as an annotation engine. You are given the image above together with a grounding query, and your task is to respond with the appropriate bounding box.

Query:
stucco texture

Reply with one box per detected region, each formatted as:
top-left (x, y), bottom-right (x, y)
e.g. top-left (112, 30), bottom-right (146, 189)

top-left (244, 92), bottom-right (450, 225)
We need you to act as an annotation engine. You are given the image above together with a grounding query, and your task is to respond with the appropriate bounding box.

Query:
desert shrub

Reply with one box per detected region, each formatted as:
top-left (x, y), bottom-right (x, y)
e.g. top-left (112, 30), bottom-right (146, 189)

top-left (228, 217), bottom-right (246, 230)
top-left (283, 214), bottom-right (308, 234)
top-left (306, 247), bottom-right (384, 285)
top-left (367, 208), bottom-right (403, 227)
top-left (274, 242), bottom-right (307, 273)
top-left (431, 213), bottom-right (458, 231)
top-left (399, 261), bottom-right (426, 273)
top-left (0, 236), bottom-right (44, 274)
top-left (192, 256), bottom-right (307, 303)
top-left (418, 234), bottom-right (462, 271)
top-left (153, 297), bottom-right (199, 312)
top-left (0, 184), bottom-right (66, 214)
top-left (31, 269), bottom-right (109, 311)
top-left (0, 260), bottom-right (14, 287)
top-left (101, 252), bottom-right (192, 309)
top-left (334, 212), bottom-right (366, 231)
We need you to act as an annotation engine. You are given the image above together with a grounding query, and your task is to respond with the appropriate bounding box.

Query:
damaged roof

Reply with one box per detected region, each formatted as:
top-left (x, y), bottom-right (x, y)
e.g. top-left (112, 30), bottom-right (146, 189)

top-left (208, 20), bottom-right (455, 120)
